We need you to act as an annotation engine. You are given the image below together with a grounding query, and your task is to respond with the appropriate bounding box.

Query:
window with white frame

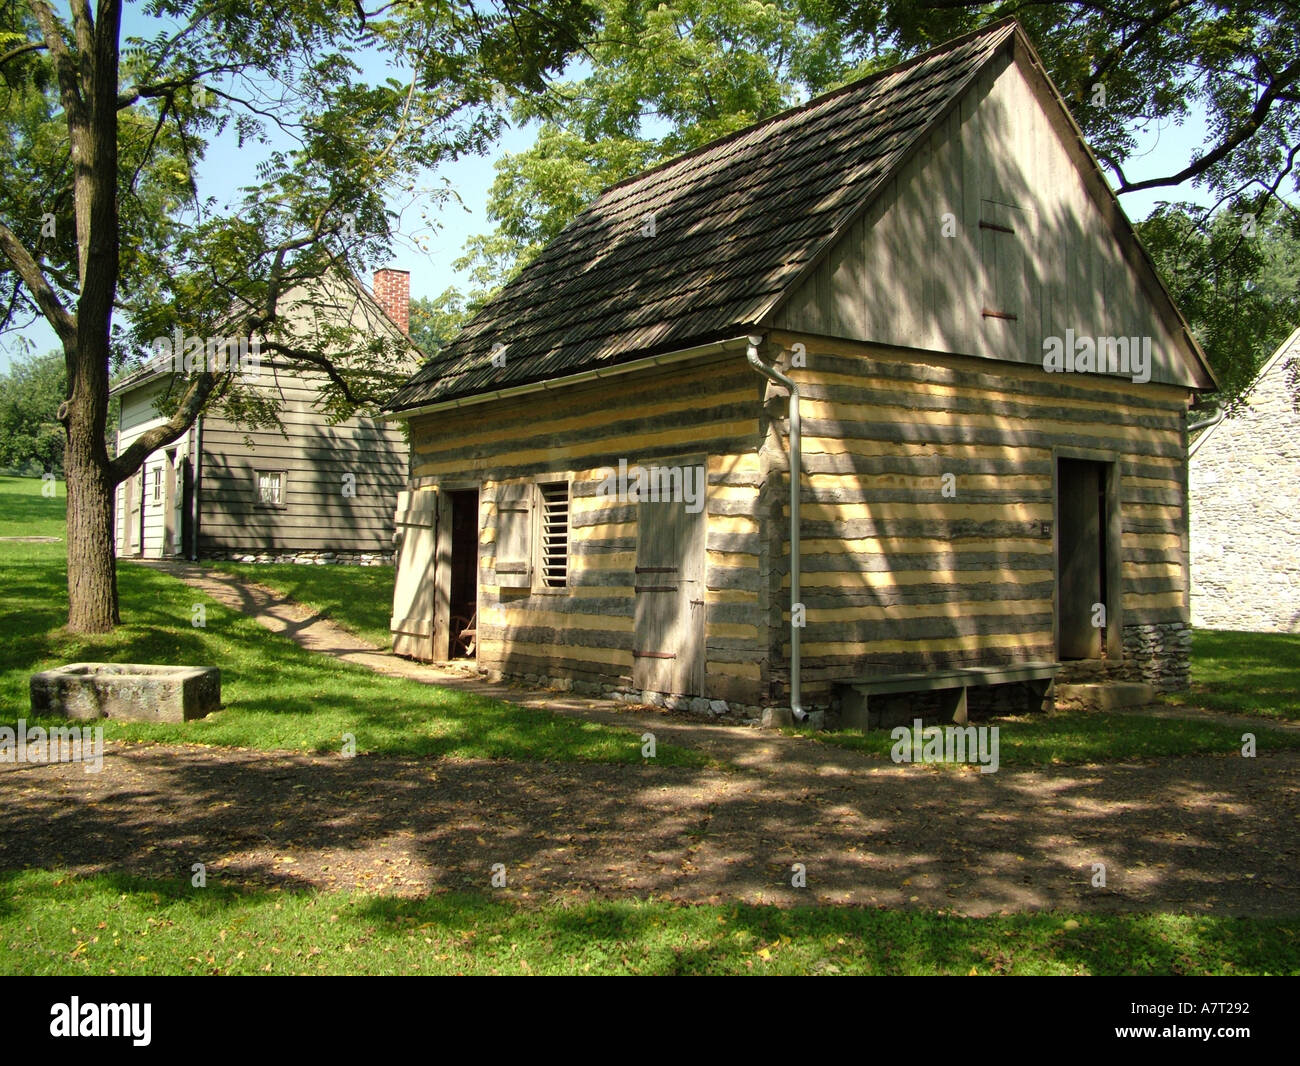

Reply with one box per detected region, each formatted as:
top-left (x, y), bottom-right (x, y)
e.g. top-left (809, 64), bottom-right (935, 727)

top-left (255, 470), bottom-right (285, 507)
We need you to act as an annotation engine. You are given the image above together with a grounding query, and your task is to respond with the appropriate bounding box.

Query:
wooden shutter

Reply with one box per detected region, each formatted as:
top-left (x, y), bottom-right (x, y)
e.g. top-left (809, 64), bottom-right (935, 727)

top-left (391, 489), bottom-right (439, 659)
top-left (495, 482), bottom-right (533, 588)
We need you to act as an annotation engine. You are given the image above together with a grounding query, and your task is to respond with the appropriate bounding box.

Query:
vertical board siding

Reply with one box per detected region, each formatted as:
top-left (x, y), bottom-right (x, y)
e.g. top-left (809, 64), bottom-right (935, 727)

top-left (771, 53), bottom-right (1194, 388)
top-left (407, 356), bottom-right (767, 703)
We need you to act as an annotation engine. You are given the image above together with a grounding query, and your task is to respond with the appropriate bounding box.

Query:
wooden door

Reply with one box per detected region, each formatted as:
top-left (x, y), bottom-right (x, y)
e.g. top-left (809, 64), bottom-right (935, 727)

top-left (633, 490), bottom-right (705, 696)
top-left (162, 452), bottom-right (178, 556)
top-left (1058, 458), bottom-right (1104, 659)
top-left (979, 199), bottom-right (1033, 362)
top-left (391, 490), bottom-right (439, 660)
top-left (126, 471), bottom-right (142, 555)
top-left (179, 456), bottom-right (194, 559)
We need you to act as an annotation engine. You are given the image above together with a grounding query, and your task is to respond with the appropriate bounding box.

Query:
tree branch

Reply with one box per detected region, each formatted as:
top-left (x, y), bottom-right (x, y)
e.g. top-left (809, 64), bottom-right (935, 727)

top-left (256, 340), bottom-right (391, 408)
top-left (0, 39), bottom-right (47, 67)
top-left (108, 371), bottom-right (220, 485)
top-left (0, 221), bottom-right (76, 346)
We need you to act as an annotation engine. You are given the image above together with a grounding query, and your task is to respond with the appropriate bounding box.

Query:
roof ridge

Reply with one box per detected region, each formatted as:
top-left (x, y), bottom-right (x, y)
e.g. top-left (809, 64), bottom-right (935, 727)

top-left (385, 18), bottom-right (1024, 412)
top-left (593, 17), bottom-right (1019, 204)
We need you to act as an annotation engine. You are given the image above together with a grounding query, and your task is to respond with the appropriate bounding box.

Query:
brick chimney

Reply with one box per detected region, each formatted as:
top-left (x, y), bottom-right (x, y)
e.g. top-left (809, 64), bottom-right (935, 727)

top-left (373, 268), bottom-right (410, 335)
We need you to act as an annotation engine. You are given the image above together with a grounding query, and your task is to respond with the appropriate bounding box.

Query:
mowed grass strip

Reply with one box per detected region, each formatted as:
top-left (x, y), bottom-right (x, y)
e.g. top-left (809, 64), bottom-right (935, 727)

top-left (1, 870), bottom-right (1294, 976)
top-left (206, 561), bottom-right (396, 650)
top-left (789, 709), bottom-right (1300, 767)
top-left (1163, 630), bottom-right (1300, 722)
top-left (0, 478), bottom-right (702, 765)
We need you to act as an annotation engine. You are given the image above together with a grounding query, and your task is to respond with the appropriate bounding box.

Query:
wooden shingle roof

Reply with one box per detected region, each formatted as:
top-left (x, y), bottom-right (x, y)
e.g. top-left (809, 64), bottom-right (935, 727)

top-left (386, 20), bottom-right (1018, 413)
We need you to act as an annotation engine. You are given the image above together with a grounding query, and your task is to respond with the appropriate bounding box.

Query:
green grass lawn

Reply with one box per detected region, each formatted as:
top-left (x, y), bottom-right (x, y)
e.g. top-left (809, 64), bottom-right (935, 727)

top-left (0, 476), bottom-right (703, 765)
top-left (789, 707), bottom-right (1300, 767)
top-left (1164, 630), bottom-right (1300, 721)
top-left (2, 869), bottom-right (1294, 975)
top-left (0, 472), bottom-right (65, 546)
top-left (206, 561), bottom-right (395, 649)
top-left (6, 474), bottom-right (1300, 976)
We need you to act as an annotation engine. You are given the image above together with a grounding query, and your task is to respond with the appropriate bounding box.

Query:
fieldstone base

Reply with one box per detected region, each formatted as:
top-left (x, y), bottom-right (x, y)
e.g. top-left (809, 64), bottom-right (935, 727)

top-left (1122, 622), bottom-right (1192, 691)
top-left (591, 682), bottom-right (773, 724)
top-left (204, 550), bottom-right (392, 567)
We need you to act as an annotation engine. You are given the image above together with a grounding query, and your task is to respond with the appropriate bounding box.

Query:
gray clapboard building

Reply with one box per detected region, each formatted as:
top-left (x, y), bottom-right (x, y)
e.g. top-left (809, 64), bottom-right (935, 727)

top-left (383, 19), bottom-right (1216, 722)
top-left (113, 270), bottom-right (417, 564)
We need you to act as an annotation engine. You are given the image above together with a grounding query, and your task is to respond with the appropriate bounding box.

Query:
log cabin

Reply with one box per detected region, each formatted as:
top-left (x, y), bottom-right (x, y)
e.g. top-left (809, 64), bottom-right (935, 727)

top-left (113, 270), bottom-right (417, 565)
top-left (383, 19), bottom-right (1217, 726)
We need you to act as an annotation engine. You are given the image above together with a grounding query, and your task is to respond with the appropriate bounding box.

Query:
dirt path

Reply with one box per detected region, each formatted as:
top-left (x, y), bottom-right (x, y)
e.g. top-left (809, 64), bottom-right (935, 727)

top-left (5, 740), bottom-right (1297, 916)
top-left (2, 560), bottom-right (1295, 917)
top-left (132, 561), bottom-right (801, 767)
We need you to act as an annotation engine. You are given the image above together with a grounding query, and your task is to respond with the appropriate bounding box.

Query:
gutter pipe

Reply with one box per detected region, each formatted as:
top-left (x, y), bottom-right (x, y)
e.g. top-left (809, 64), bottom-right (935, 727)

top-left (1187, 405), bottom-right (1224, 434)
top-left (744, 334), bottom-right (806, 722)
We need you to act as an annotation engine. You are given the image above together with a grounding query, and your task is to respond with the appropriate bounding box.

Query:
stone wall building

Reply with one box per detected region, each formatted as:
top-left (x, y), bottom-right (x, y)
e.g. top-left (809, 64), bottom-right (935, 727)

top-left (1190, 327), bottom-right (1300, 633)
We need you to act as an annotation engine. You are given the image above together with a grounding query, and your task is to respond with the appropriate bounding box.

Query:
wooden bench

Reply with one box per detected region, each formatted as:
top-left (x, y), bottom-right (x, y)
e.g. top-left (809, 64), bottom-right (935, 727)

top-left (836, 662), bottom-right (1060, 731)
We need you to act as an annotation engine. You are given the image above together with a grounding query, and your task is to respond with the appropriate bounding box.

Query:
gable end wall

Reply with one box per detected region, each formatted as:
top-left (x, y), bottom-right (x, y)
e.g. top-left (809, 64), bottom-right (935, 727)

top-left (1190, 333), bottom-right (1300, 632)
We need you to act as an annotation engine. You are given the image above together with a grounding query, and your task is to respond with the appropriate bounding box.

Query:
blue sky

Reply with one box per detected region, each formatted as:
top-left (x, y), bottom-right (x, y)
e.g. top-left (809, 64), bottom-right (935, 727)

top-left (0, 16), bottom-right (1216, 371)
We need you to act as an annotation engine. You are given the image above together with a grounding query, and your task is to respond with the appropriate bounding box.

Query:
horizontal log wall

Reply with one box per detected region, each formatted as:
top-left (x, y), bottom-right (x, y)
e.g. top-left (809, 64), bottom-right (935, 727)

top-left (407, 354), bottom-right (769, 703)
top-left (765, 333), bottom-right (1191, 704)
top-left (198, 364), bottom-right (409, 554)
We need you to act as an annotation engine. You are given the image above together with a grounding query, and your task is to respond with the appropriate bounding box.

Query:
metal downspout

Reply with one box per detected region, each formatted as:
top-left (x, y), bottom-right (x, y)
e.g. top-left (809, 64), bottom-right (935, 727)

top-left (745, 335), bottom-right (806, 722)
top-left (1187, 406), bottom-right (1223, 434)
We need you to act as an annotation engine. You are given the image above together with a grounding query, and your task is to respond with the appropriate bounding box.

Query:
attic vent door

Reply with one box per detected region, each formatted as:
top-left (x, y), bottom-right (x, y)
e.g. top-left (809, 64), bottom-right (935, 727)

top-left (979, 198), bottom-right (1033, 362)
top-left (632, 485), bottom-right (705, 697)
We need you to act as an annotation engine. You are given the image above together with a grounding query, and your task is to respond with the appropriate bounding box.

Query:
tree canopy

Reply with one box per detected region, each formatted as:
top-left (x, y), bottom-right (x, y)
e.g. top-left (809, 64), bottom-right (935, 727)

top-left (451, 0), bottom-right (1300, 402)
top-left (0, 0), bottom-right (597, 630)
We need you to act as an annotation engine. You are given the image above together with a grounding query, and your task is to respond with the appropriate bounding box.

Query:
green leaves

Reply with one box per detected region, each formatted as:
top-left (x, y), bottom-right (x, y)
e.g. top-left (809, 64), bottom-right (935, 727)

top-left (1139, 203), bottom-right (1300, 405)
top-left (458, 0), bottom-right (864, 291)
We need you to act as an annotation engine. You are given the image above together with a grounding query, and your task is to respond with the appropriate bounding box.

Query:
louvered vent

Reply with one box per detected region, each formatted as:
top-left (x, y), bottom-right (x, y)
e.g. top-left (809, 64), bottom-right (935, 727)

top-left (539, 482), bottom-right (569, 588)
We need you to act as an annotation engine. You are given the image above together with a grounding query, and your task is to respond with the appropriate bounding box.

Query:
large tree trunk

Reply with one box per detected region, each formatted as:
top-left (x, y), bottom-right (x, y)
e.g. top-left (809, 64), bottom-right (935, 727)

top-left (64, 386), bottom-right (120, 633)
top-left (60, 0), bottom-right (124, 633)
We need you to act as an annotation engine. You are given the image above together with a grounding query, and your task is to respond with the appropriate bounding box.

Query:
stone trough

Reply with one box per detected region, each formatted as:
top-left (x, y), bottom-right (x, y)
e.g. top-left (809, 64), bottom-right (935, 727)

top-left (30, 663), bottom-right (221, 722)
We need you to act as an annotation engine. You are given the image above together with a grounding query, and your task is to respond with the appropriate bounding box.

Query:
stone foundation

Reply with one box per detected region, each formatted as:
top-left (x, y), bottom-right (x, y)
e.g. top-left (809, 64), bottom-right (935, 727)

top-left (1122, 621), bottom-right (1192, 691)
top-left (477, 667), bottom-right (801, 725)
top-left (204, 550), bottom-right (392, 567)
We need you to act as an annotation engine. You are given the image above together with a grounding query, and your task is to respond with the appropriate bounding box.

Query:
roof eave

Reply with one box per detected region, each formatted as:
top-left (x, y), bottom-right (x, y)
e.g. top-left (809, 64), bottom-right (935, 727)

top-left (383, 334), bottom-right (755, 420)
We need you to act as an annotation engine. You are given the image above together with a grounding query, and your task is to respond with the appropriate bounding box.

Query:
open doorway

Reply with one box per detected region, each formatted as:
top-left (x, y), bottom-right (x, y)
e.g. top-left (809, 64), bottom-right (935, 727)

top-left (1056, 457), bottom-right (1118, 660)
top-left (446, 489), bottom-right (479, 659)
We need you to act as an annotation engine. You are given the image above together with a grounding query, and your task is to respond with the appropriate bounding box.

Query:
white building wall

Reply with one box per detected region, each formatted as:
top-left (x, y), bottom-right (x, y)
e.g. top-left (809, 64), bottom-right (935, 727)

top-left (1189, 328), bottom-right (1300, 632)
